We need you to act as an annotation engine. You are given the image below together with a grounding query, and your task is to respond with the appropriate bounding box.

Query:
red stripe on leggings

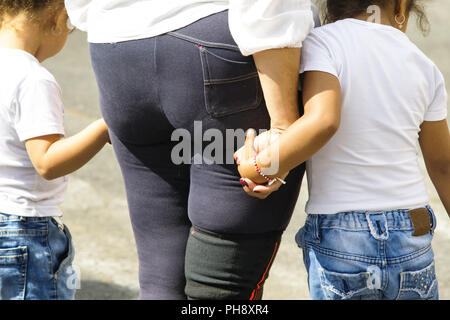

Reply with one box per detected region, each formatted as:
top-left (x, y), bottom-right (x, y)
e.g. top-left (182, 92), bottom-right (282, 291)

top-left (249, 241), bottom-right (279, 300)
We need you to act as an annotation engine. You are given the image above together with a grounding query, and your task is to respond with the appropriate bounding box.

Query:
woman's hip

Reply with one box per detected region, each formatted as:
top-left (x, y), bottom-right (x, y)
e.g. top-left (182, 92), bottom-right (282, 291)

top-left (88, 10), bottom-right (276, 146)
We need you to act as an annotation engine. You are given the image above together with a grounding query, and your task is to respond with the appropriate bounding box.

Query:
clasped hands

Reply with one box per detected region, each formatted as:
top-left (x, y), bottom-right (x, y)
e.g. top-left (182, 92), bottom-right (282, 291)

top-left (234, 128), bottom-right (289, 199)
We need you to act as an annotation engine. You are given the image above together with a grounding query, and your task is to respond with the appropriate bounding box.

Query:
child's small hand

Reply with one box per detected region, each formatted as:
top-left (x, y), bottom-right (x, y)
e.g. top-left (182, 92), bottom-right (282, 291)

top-left (235, 129), bottom-right (289, 199)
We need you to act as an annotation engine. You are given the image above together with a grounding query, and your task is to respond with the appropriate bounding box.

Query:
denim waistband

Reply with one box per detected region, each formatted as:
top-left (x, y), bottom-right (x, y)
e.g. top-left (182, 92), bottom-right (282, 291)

top-left (305, 206), bottom-right (436, 233)
top-left (0, 212), bottom-right (54, 223)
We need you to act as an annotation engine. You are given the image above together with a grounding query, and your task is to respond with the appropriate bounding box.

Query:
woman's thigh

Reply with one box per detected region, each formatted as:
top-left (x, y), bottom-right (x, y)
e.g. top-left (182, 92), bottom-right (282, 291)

top-left (185, 226), bottom-right (282, 300)
top-left (109, 131), bottom-right (191, 300)
top-left (89, 25), bottom-right (193, 299)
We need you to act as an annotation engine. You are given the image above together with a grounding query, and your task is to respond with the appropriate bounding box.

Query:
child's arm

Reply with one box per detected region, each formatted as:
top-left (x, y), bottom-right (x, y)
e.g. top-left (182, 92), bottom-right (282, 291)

top-left (236, 71), bottom-right (341, 195)
top-left (419, 119), bottom-right (450, 217)
top-left (25, 118), bottom-right (109, 180)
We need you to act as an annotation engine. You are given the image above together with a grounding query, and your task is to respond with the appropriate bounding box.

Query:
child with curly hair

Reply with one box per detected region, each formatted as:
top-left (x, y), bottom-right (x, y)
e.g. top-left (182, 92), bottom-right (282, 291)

top-left (0, 0), bottom-right (109, 299)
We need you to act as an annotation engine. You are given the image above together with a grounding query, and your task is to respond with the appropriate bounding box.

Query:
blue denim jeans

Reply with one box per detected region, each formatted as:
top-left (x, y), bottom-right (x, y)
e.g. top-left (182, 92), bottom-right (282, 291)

top-left (295, 206), bottom-right (438, 300)
top-left (0, 212), bottom-right (76, 300)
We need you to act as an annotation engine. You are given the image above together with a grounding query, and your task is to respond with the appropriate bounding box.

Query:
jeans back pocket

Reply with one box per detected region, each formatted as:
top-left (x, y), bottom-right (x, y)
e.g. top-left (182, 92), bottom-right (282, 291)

top-left (319, 267), bottom-right (380, 300)
top-left (0, 246), bottom-right (28, 300)
top-left (396, 262), bottom-right (438, 300)
top-left (199, 45), bottom-right (263, 118)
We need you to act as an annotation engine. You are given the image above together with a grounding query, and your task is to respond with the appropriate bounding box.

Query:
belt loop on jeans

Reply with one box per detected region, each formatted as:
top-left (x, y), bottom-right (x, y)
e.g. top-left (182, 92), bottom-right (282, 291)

top-left (365, 212), bottom-right (389, 241)
top-left (310, 215), bottom-right (321, 243)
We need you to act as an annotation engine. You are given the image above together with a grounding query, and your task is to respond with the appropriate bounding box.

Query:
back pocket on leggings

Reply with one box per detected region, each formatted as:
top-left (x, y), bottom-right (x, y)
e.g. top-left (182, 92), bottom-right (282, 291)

top-left (0, 246), bottom-right (28, 300)
top-left (199, 45), bottom-right (263, 118)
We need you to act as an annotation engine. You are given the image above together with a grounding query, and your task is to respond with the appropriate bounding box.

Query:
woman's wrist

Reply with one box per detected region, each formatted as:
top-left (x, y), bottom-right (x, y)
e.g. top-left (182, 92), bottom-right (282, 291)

top-left (270, 115), bottom-right (298, 132)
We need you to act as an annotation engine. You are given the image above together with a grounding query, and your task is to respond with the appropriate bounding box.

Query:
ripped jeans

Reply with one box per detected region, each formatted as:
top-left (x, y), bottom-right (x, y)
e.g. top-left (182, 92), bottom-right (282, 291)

top-left (296, 206), bottom-right (438, 300)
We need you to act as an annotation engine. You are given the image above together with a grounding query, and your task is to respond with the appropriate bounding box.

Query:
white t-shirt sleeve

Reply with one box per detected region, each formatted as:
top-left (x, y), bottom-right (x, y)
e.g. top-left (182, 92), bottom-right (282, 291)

top-left (65, 0), bottom-right (91, 32)
top-left (424, 68), bottom-right (448, 121)
top-left (14, 77), bottom-right (65, 142)
top-left (229, 0), bottom-right (314, 56)
top-left (300, 29), bottom-right (339, 78)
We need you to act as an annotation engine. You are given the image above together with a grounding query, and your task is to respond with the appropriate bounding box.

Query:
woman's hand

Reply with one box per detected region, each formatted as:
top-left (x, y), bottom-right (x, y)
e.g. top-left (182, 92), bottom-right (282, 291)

top-left (234, 128), bottom-right (282, 166)
top-left (234, 129), bottom-right (288, 199)
top-left (239, 173), bottom-right (288, 200)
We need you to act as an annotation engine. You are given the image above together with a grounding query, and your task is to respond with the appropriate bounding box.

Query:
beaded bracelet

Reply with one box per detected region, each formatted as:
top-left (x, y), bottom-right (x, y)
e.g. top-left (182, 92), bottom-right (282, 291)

top-left (252, 156), bottom-right (287, 186)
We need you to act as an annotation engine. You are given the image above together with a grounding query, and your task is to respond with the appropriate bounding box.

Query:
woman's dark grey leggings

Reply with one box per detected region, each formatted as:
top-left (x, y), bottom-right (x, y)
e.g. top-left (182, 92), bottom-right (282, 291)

top-left (89, 11), bottom-right (305, 299)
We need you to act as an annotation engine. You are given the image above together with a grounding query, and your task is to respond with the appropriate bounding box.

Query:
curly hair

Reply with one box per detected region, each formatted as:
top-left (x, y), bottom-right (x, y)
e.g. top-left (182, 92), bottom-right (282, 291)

top-left (320, 0), bottom-right (430, 34)
top-left (0, 0), bottom-right (65, 29)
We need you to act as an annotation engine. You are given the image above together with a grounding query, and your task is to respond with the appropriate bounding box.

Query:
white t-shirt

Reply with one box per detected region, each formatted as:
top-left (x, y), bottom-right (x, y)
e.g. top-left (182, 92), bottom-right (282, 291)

top-left (300, 18), bottom-right (448, 214)
top-left (0, 49), bottom-right (68, 217)
top-left (65, 0), bottom-right (314, 56)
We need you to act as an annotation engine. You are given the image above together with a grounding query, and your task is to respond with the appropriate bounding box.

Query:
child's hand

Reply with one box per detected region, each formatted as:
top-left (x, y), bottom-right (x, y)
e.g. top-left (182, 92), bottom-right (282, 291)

top-left (234, 129), bottom-right (269, 185)
top-left (234, 129), bottom-right (288, 199)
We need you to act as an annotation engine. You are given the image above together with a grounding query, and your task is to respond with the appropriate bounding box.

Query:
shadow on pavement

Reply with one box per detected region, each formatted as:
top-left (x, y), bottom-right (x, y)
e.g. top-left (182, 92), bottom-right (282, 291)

top-left (75, 280), bottom-right (139, 300)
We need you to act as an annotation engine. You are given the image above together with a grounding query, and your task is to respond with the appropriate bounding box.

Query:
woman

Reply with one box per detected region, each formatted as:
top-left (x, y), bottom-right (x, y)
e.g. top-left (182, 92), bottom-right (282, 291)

top-left (66, 0), bottom-right (317, 299)
top-left (236, 0), bottom-right (449, 300)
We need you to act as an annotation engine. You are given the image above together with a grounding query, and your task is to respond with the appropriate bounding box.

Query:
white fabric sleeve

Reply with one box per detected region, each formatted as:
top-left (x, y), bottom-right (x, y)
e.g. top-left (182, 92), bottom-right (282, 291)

top-left (14, 77), bottom-right (65, 142)
top-left (424, 68), bottom-right (448, 121)
top-left (229, 0), bottom-right (315, 56)
top-left (65, 0), bottom-right (91, 32)
top-left (299, 29), bottom-right (339, 78)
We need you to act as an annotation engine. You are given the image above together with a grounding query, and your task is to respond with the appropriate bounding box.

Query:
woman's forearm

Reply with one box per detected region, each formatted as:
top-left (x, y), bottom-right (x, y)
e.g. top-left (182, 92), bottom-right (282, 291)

top-left (253, 48), bottom-right (302, 130)
top-left (38, 119), bottom-right (109, 179)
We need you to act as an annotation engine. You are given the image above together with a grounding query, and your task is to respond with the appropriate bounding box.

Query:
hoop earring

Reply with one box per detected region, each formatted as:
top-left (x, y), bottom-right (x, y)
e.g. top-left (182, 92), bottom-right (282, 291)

top-left (395, 14), bottom-right (406, 29)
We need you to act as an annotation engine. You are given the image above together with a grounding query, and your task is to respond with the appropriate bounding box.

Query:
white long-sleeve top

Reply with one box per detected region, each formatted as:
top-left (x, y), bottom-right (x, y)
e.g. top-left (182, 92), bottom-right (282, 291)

top-left (65, 0), bottom-right (314, 56)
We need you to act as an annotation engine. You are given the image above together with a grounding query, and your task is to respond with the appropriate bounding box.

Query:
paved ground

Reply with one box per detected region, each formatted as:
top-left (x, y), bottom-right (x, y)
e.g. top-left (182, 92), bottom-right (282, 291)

top-left (42, 2), bottom-right (450, 300)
